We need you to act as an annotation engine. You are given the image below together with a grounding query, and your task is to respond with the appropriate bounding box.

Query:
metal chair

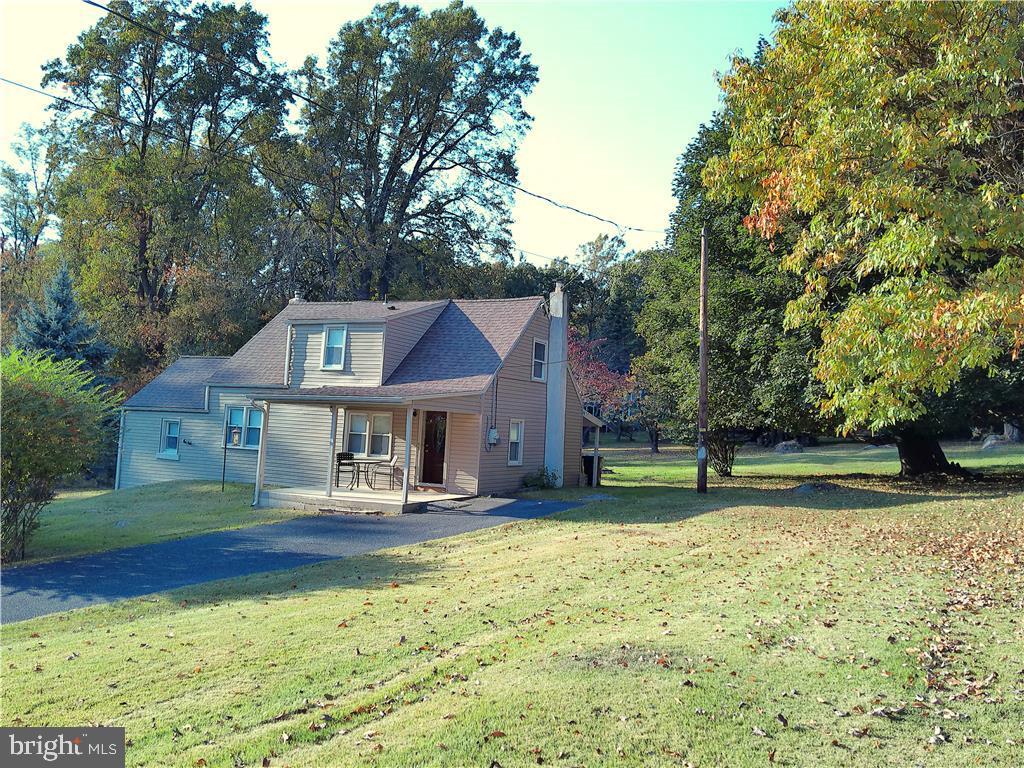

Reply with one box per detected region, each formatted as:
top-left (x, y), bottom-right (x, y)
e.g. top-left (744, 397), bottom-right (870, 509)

top-left (369, 455), bottom-right (403, 491)
top-left (335, 451), bottom-right (356, 489)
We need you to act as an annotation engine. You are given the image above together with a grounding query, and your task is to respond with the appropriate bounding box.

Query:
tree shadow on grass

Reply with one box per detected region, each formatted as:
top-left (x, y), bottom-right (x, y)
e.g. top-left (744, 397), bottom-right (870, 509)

top-left (550, 475), bottom-right (1024, 525)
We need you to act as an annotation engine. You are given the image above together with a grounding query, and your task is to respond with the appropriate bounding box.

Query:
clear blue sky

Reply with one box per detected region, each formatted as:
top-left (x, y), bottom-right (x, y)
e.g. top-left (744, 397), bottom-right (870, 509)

top-left (0, 0), bottom-right (782, 263)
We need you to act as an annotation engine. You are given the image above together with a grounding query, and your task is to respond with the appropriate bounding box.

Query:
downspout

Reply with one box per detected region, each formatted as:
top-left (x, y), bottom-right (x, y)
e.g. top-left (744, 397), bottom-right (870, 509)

top-left (251, 401), bottom-right (270, 507)
top-left (113, 409), bottom-right (126, 490)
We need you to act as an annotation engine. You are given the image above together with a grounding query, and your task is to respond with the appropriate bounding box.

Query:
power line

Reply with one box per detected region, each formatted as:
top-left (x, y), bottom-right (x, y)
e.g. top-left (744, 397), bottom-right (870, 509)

top-left (79, 0), bottom-right (663, 235)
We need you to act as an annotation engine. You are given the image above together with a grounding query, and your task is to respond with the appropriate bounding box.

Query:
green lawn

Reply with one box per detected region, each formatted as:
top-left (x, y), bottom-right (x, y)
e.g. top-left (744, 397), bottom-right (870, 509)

top-left (2, 446), bottom-right (1023, 767)
top-left (10, 482), bottom-right (303, 565)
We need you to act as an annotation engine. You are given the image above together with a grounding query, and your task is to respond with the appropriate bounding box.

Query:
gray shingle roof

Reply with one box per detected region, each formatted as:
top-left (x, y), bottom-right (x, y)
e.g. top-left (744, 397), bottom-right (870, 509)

top-left (209, 299), bottom-right (448, 386)
top-left (384, 297), bottom-right (543, 390)
top-left (124, 356), bottom-right (229, 409)
top-left (125, 296), bottom-right (545, 409)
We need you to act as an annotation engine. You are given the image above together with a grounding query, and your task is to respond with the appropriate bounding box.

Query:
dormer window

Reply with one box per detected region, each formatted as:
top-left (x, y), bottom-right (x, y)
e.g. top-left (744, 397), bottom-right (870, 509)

top-left (321, 325), bottom-right (348, 369)
top-left (532, 338), bottom-right (547, 382)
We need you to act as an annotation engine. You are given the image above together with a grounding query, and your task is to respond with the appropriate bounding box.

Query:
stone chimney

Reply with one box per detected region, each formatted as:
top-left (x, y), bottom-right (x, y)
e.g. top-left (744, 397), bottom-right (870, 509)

top-left (544, 281), bottom-right (567, 487)
top-left (289, 290), bottom-right (305, 304)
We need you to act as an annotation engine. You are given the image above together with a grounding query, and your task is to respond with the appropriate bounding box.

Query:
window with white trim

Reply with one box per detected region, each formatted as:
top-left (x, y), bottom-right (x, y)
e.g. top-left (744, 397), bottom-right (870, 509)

top-left (159, 419), bottom-right (180, 459)
top-left (224, 406), bottom-right (261, 449)
top-left (346, 413), bottom-right (392, 457)
top-left (346, 414), bottom-right (368, 455)
top-left (508, 419), bottom-right (524, 466)
top-left (321, 325), bottom-right (347, 369)
top-left (369, 414), bottom-right (392, 457)
top-left (532, 339), bottom-right (547, 381)
top-left (245, 408), bottom-right (263, 448)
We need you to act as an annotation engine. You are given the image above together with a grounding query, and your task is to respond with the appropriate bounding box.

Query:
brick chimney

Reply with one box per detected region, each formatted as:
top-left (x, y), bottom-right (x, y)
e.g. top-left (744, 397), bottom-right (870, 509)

top-left (544, 281), bottom-right (567, 486)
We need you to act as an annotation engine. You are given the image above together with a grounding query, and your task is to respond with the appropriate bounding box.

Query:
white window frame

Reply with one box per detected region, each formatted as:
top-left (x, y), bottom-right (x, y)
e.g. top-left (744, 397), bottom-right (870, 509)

top-left (507, 418), bottom-right (524, 466)
top-left (531, 338), bottom-right (547, 382)
top-left (158, 418), bottom-right (180, 460)
top-left (320, 324), bottom-right (348, 370)
top-left (223, 405), bottom-right (261, 450)
top-left (344, 412), bottom-right (393, 458)
top-left (368, 413), bottom-right (393, 458)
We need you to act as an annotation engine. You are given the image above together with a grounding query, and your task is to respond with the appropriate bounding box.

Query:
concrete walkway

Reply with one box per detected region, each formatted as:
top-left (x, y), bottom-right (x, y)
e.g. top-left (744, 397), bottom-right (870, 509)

top-left (1, 498), bottom-right (577, 624)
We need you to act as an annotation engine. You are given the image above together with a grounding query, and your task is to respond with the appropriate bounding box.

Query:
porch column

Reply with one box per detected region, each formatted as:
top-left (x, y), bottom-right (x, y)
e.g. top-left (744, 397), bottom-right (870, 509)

top-left (325, 404), bottom-right (338, 497)
top-left (114, 409), bottom-right (125, 490)
top-left (591, 425), bottom-right (601, 488)
top-left (251, 402), bottom-right (270, 506)
top-left (401, 404), bottom-right (413, 507)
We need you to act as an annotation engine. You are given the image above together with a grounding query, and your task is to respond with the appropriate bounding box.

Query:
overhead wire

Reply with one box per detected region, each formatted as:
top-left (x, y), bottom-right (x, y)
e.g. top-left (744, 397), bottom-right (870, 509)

top-left (78, 0), bottom-right (663, 235)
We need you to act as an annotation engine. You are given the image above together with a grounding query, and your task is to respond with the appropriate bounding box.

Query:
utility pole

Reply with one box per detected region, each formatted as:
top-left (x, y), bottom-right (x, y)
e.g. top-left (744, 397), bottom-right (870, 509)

top-left (697, 226), bottom-right (709, 493)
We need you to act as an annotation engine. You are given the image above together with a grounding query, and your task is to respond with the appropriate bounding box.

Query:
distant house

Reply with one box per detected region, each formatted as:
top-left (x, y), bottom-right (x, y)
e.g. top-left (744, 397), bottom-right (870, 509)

top-left (115, 284), bottom-right (600, 512)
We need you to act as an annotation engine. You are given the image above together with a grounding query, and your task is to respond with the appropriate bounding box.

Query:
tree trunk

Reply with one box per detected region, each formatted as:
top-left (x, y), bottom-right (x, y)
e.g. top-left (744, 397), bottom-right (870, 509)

top-left (648, 427), bottom-right (660, 454)
top-left (894, 430), bottom-right (969, 477)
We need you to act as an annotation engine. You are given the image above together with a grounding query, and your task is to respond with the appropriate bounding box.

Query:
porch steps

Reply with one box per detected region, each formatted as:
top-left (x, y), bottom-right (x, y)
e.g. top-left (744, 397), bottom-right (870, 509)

top-left (258, 487), bottom-right (472, 515)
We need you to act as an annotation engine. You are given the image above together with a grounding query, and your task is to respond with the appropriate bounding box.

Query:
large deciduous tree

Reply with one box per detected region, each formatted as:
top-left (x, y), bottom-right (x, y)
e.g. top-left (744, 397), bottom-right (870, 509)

top-left (43, 0), bottom-right (287, 384)
top-left (268, 1), bottom-right (537, 300)
top-left (706, 1), bottom-right (1024, 474)
top-left (638, 114), bottom-right (823, 472)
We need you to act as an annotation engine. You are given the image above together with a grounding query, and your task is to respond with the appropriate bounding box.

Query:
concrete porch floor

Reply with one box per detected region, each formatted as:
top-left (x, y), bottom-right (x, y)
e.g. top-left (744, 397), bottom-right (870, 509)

top-left (259, 486), bottom-right (473, 514)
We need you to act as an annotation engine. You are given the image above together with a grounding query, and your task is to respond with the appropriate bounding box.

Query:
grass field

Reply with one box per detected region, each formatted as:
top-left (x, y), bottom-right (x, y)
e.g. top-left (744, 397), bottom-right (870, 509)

top-left (2, 444), bottom-right (1023, 767)
top-left (10, 482), bottom-right (303, 565)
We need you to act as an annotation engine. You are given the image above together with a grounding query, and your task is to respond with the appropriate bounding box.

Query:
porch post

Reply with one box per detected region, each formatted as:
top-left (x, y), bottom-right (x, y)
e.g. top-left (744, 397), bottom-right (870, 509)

top-left (252, 402), bottom-right (270, 506)
top-left (326, 404), bottom-right (338, 497)
top-left (591, 424), bottom-right (601, 488)
top-left (401, 404), bottom-right (413, 507)
top-left (114, 409), bottom-right (125, 490)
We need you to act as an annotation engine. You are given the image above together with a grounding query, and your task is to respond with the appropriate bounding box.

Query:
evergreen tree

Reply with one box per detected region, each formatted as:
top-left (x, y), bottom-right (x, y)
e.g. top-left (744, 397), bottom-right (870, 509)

top-left (13, 262), bottom-right (111, 376)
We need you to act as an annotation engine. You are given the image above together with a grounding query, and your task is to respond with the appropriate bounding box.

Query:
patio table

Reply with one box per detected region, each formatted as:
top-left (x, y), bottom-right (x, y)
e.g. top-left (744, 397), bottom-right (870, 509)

top-left (352, 458), bottom-right (385, 489)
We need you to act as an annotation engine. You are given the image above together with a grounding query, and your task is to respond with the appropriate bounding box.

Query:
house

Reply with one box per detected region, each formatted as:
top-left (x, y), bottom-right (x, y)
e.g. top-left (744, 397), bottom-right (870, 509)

top-left (114, 283), bottom-right (601, 512)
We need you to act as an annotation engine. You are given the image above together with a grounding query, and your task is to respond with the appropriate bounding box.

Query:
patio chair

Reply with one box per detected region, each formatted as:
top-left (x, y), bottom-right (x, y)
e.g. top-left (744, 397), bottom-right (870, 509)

top-left (335, 451), bottom-right (357, 489)
top-left (369, 455), bottom-right (403, 491)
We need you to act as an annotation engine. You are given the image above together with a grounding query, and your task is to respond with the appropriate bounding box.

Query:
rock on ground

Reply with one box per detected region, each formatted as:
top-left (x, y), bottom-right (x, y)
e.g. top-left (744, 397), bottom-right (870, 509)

top-left (774, 440), bottom-right (804, 454)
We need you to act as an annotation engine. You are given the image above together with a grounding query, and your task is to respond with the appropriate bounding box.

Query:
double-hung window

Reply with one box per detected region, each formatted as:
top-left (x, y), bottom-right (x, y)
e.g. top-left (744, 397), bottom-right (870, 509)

top-left (532, 339), bottom-right (547, 382)
top-left (224, 406), bottom-right (262, 449)
top-left (159, 419), bottom-right (180, 459)
top-left (369, 414), bottom-right (392, 457)
top-left (346, 414), bottom-right (368, 455)
top-left (245, 409), bottom-right (263, 448)
top-left (346, 413), bottom-right (393, 457)
top-left (321, 325), bottom-right (347, 369)
top-left (508, 419), bottom-right (524, 466)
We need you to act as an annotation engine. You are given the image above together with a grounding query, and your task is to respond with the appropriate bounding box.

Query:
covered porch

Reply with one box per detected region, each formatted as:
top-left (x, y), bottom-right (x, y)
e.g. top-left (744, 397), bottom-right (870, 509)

top-left (247, 391), bottom-right (482, 514)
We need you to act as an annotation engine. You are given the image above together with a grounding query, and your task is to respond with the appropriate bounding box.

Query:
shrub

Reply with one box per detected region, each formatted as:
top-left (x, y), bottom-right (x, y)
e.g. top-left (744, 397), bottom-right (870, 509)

top-left (521, 467), bottom-right (560, 490)
top-left (1, 349), bottom-right (120, 561)
top-left (707, 432), bottom-right (739, 478)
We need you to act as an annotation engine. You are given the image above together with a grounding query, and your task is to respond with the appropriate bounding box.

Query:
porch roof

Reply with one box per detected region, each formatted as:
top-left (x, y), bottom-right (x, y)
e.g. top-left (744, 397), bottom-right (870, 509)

top-left (246, 381), bottom-right (486, 405)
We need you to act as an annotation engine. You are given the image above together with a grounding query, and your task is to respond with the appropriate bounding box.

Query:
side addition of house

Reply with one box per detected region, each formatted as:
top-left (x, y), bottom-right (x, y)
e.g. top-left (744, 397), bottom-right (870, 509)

top-left (115, 284), bottom-right (600, 512)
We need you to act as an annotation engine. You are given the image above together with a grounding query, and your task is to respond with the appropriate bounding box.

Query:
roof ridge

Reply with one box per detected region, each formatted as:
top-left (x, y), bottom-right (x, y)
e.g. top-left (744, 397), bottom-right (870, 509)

top-left (453, 296), bottom-right (543, 303)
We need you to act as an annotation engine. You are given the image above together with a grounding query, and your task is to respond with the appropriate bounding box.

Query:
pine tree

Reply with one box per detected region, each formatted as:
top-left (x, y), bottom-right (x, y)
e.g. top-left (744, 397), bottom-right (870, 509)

top-left (12, 263), bottom-right (111, 376)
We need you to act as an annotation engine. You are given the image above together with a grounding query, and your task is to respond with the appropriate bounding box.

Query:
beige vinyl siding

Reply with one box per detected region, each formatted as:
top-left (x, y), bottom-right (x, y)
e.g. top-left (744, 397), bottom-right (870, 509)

top-left (263, 403), bottom-right (335, 489)
top-left (563, 374), bottom-right (584, 487)
top-left (476, 309), bottom-right (549, 495)
top-left (263, 405), bottom-right (420, 490)
top-left (118, 388), bottom-right (258, 489)
top-left (292, 323), bottom-right (384, 388)
top-left (412, 395), bottom-right (482, 414)
top-left (381, 304), bottom-right (446, 381)
top-left (445, 412), bottom-right (480, 494)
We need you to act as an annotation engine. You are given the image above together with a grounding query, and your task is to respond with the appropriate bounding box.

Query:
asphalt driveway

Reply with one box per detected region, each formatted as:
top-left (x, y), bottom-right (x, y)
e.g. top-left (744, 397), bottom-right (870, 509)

top-left (0, 498), bottom-right (578, 624)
